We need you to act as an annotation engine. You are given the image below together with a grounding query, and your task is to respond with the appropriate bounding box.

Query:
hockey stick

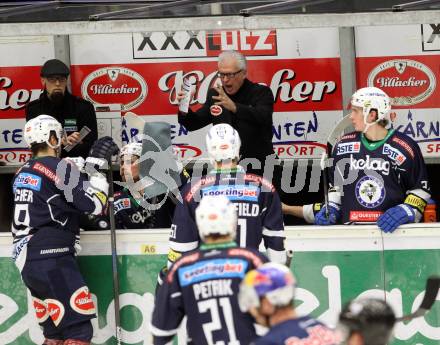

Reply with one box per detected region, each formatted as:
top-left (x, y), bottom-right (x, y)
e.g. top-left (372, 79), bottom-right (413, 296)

top-left (319, 114), bottom-right (352, 217)
top-left (396, 275), bottom-right (440, 322)
top-left (320, 152), bottom-right (330, 218)
top-left (326, 114), bottom-right (352, 152)
top-left (139, 121), bottom-right (182, 200)
top-left (106, 162), bottom-right (122, 345)
top-left (124, 111), bottom-right (146, 141)
top-left (285, 249), bottom-right (294, 268)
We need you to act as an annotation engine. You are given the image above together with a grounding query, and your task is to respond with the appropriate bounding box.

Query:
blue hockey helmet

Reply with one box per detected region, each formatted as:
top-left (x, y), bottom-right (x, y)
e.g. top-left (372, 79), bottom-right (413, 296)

top-left (238, 262), bottom-right (296, 312)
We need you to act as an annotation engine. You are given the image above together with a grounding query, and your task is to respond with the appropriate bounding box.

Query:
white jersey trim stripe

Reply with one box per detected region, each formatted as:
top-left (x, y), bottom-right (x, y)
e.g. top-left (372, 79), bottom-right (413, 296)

top-left (171, 292), bottom-right (182, 298)
top-left (169, 240), bottom-right (198, 252)
top-left (302, 204), bottom-right (316, 224)
top-left (267, 248), bottom-right (287, 264)
top-left (47, 194), bottom-right (68, 226)
top-left (408, 188), bottom-right (431, 201)
top-left (262, 228), bottom-right (285, 238)
top-left (149, 323), bottom-right (179, 337)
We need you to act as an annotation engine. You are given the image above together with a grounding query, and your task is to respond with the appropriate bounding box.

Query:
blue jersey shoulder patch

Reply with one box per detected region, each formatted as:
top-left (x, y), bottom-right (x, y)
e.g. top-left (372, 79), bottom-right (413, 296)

top-left (178, 258), bottom-right (248, 286)
top-left (13, 173), bottom-right (42, 192)
top-left (201, 185), bottom-right (259, 201)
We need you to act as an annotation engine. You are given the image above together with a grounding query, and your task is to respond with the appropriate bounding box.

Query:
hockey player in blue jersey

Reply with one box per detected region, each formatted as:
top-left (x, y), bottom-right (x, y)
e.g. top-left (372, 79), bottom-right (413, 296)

top-left (303, 87), bottom-right (431, 232)
top-left (151, 195), bottom-right (269, 345)
top-left (238, 262), bottom-right (339, 345)
top-left (168, 123), bottom-right (286, 268)
top-left (11, 115), bottom-right (118, 345)
top-left (115, 141), bottom-right (189, 229)
top-left (115, 142), bottom-right (155, 228)
top-left (116, 142), bottom-right (161, 228)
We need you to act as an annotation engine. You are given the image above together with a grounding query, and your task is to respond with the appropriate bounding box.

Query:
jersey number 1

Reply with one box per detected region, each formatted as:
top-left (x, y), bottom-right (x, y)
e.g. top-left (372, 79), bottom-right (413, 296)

top-left (237, 218), bottom-right (247, 248)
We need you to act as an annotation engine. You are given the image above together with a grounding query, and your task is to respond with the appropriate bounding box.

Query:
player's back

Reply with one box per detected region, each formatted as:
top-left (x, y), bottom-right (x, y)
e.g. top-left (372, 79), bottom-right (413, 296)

top-left (173, 168), bottom-right (284, 251)
top-left (11, 156), bottom-right (96, 258)
top-left (152, 244), bottom-right (268, 345)
top-left (253, 316), bottom-right (339, 345)
top-left (331, 130), bottom-right (429, 224)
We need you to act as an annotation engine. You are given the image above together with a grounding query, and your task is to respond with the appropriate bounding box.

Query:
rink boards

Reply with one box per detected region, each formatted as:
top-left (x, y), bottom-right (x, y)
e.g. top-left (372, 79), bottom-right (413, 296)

top-left (0, 223), bottom-right (439, 345)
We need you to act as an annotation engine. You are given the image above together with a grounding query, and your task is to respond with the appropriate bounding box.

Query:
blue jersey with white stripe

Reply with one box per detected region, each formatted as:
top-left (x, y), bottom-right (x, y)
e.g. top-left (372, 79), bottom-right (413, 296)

top-left (169, 167), bottom-right (285, 264)
top-left (331, 130), bottom-right (430, 223)
top-left (12, 157), bottom-right (98, 260)
top-left (151, 243), bottom-right (268, 345)
top-left (252, 316), bottom-right (339, 345)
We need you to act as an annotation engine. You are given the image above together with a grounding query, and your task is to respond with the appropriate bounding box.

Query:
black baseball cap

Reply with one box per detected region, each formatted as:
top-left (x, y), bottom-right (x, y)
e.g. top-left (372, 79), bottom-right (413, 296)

top-left (40, 59), bottom-right (70, 77)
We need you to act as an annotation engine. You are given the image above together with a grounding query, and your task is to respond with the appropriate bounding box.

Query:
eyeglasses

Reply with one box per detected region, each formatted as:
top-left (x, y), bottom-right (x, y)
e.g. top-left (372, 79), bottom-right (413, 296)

top-left (217, 70), bottom-right (243, 79)
top-left (46, 76), bottom-right (67, 83)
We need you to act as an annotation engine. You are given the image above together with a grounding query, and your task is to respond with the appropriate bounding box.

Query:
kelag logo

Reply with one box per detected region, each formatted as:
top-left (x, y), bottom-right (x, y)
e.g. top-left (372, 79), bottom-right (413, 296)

top-left (367, 59), bottom-right (436, 106)
top-left (81, 67), bottom-right (148, 111)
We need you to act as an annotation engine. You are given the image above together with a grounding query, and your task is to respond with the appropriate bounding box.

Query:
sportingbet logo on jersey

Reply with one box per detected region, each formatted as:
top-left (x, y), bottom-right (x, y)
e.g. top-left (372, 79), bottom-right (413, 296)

top-left (336, 142), bottom-right (360, 155)
top-left (382, 144), bottom-right (406, 166)
top-left (202, 185), bottom-right (260, 201)
top-left (178, 258), bottom-right (247, 286)
top-left (349, 155), bottom-right (390, 175)
top-left (13, 173), bottom-right (42, 192)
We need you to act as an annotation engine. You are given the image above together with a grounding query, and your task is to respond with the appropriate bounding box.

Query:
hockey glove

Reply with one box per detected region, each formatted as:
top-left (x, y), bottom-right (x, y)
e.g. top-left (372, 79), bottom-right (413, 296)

top-left (89, 136), bottom-right (120, 160)
top-left (85, 174), bottom-right (109, 215)
top-left (377, 204), bottom-right (415, 233)
top-left (85, 137), bottom-right (119, 174)
top-left (314, 202), bottom-right (341, 225)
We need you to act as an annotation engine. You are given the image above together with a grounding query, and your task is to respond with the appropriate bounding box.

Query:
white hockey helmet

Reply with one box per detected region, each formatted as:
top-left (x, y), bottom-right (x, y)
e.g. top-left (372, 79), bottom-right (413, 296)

top-left (238, 262), bottom-right (296, 312)
top-left (120, 142), bottom-right (142, 158)
top-left (24, 114), bottom-right (63, 149)
top-left (195, 195), bottom-right (237, 241)
top-left (351, 87), bottom-right (391, 124)
top-left (206, 124), bottom-right (241, 163)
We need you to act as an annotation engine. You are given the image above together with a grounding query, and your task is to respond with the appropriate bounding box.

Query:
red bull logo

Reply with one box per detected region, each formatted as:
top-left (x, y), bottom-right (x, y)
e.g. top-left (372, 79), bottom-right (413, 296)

top-left (252, 271), bottom-right (272, 286)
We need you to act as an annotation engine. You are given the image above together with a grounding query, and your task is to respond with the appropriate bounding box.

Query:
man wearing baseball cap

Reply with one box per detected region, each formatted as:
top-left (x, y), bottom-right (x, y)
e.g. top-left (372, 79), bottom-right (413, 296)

top-left (25, 58), bottom-right (98, 158)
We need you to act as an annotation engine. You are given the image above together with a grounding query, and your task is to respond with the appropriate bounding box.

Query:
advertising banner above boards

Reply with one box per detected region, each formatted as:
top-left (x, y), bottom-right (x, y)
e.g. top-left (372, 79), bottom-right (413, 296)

top-left (0, 224), bottom-right (439, 345)
top-left (356, 24), bottom-right (440, 158)
top-left (1, 26), bottom-right (439, 165)
top-left (0, 28), bottom-right (341, 165)
top-left (71, 28), bottom-right (343, 162)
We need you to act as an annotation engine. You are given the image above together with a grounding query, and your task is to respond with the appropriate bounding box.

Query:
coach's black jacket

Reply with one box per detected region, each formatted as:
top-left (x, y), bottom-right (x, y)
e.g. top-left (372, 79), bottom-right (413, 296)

top-left (178, 78), bottom-right (275, 164)
top-left (26, 90), bottom-right (98, 158)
